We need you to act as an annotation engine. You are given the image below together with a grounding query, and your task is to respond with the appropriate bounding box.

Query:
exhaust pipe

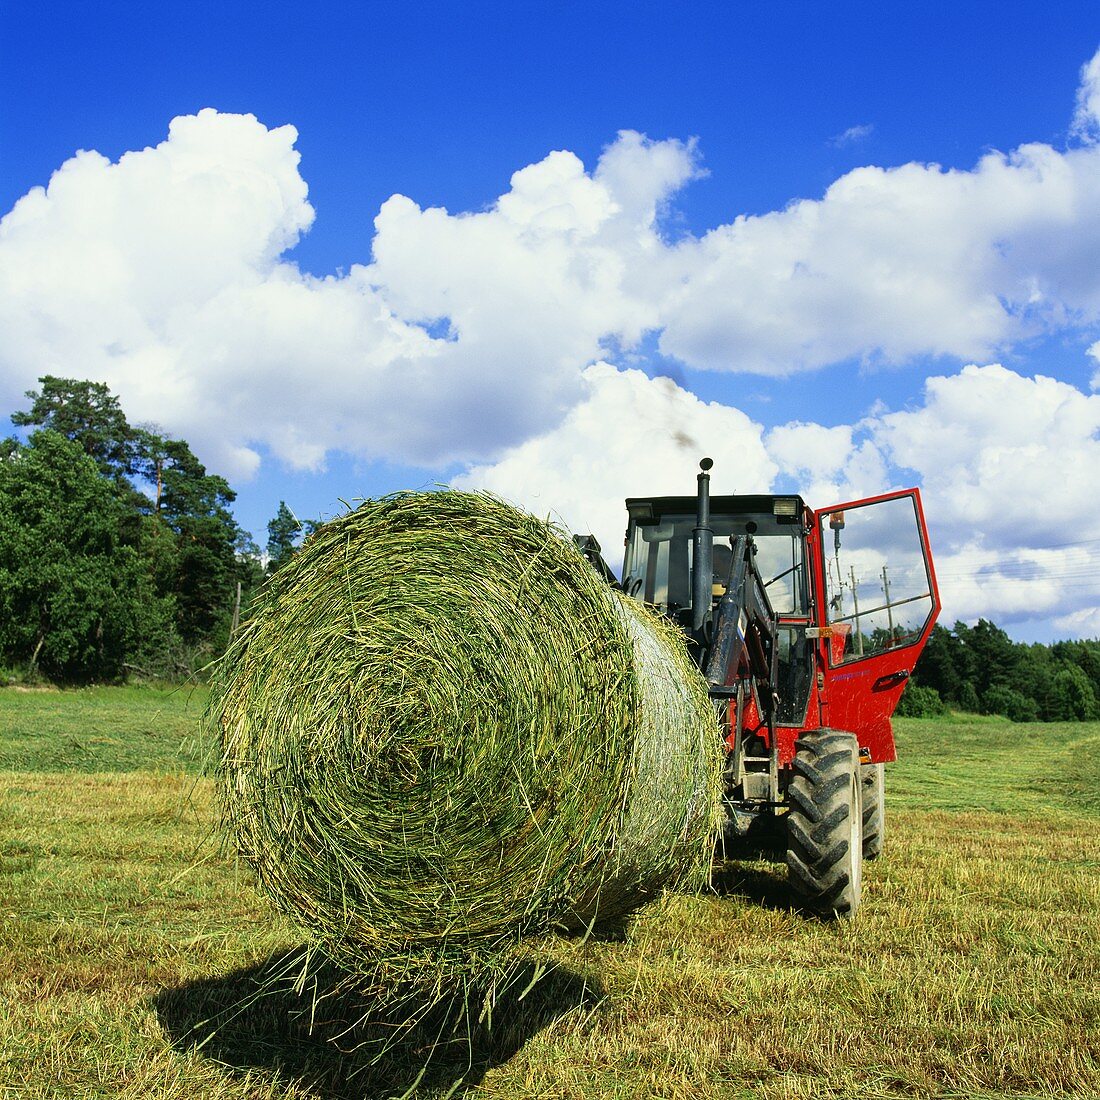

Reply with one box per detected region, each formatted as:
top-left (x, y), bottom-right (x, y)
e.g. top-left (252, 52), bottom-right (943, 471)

top-left (692, 458), bottom-right (714, 634)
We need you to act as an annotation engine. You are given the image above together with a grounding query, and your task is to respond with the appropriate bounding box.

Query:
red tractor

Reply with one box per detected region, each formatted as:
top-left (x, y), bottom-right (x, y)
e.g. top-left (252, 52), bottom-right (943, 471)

top-left (583, 459), bottom-right (940, 918)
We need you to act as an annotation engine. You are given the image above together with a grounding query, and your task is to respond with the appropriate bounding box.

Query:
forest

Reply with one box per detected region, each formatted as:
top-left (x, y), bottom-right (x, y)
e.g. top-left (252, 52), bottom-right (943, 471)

top-left (0, 377), bottom-right (302, 681)
top-left (901, 619), bottom-right (1100, 722)
top-left (1, 375), bottom-right (1097, 721)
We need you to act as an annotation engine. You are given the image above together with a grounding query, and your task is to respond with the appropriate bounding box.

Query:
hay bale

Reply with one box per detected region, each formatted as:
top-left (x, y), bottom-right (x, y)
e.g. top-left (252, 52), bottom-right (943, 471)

top-left (212, 491), bottom-right (719, 989)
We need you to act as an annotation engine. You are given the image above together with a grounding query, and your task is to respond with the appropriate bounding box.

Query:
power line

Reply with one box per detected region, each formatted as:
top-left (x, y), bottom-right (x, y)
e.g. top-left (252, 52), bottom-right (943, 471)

top-left (934, 534), bottom-right (1100, 554)
top-left (935, 566), bottom-right (1100, 581)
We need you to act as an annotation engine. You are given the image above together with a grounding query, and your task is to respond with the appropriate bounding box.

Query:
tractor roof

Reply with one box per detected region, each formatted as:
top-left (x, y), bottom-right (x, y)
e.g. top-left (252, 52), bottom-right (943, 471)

top-left (625, 494), bottom-right (808, 520)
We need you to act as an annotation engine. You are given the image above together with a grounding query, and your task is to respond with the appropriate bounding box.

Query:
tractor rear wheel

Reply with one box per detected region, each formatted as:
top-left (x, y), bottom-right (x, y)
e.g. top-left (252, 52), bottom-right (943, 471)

top-left (786, 729), bottom-right (863, 918)
top-left (862, 763), bottom-right (886, 860)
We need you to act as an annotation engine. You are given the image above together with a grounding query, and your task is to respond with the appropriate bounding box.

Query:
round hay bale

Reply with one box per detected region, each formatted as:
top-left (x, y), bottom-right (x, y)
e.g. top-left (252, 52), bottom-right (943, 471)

top-left (212, 491), bottom-right (719, 988)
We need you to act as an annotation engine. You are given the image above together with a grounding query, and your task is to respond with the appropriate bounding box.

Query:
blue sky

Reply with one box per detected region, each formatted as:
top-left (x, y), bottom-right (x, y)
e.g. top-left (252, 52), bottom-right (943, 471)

top-left (3, 2), bottom-right (1100, 639)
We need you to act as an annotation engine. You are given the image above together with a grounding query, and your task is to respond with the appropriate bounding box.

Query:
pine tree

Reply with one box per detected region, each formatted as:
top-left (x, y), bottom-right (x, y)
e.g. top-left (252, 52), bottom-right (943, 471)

top-left (266, 501), bottom-right (303, 574)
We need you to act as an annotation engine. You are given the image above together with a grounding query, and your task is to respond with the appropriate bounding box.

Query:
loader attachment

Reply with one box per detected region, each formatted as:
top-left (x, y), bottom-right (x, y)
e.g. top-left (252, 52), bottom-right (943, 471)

top-left (706, 534), bottom-right (783, 808)
top-left (705, 534), bottom-right (778, 706)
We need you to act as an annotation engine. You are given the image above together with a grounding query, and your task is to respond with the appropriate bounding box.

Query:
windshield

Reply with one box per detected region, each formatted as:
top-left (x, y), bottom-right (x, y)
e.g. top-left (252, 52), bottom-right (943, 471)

top-left (819, 494), bottom-right (935, 663)
top-left (623, 512), bottom-right (806, 615)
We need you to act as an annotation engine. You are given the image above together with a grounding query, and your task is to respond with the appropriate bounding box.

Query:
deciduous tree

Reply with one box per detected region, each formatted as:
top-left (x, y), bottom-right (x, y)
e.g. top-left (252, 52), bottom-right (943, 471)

top-left (0, 431), bottom-right (172, 680)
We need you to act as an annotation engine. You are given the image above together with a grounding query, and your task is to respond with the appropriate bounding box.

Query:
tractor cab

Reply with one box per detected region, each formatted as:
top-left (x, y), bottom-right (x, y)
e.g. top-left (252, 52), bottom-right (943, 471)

top-left (621, 493), bottom-right (814, 727)
top-left (615, 460), bottom-right (941, 918)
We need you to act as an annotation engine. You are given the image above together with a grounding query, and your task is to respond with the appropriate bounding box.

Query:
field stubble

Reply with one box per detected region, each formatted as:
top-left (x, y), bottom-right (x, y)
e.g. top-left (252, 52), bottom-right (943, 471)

top-left (0, 689), bottom-right (1098, 1099)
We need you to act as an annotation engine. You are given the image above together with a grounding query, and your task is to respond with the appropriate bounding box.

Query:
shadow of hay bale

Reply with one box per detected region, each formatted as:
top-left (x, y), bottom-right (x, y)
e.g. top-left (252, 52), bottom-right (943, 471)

top-left (153, 950), bottom-right (601, 1099)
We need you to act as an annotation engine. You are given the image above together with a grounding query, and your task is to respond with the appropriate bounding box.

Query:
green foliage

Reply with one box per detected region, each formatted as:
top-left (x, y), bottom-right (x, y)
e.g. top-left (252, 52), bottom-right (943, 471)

top-left (11, 375), bottom-right (138, 483)
top-left (1048, 662), bottom-right (1099, 721)
top-left (265, 500), bottom-right (302, 574)
top-left (982, 684), bottom-right (1040, 723)
top-left (912, 620), bottom-right (1100, 723)
top-left (0, 431), bottom-right (175, 681)
top-left (957, 680), bottom-right (981, 713)
top-left (1053, 638), bottom-right (1100, 691)
top-left (3, 377), bottom-right (259, 682)
top-left (894, 682), bottom-right (947, 718)
top-left (233, 528), bottom-right (265, 609)
top-left (156, 436), bottom-right (240, 644)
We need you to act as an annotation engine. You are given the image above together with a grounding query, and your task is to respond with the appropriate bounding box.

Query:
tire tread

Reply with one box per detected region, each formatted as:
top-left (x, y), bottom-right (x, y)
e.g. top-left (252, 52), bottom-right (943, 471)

top-left (786, 729), bottom-right (862, 918)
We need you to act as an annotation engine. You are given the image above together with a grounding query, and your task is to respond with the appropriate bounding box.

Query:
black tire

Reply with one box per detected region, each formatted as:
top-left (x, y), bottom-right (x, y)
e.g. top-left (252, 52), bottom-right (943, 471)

top-left (862, 763), bottom-right (886, 860)
top-left (786, 729), bottom-right (863, 918)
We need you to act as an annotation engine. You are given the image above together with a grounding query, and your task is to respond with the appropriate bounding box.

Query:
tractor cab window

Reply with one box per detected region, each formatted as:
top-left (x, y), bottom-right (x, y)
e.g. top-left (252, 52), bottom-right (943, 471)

top-left (819, 494), bottom-right (935, 664)
top-left (623, 512), bottom-right (806, 616)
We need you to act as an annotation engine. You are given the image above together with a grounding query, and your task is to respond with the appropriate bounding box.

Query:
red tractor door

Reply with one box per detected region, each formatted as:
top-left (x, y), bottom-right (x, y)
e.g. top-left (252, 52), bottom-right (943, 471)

top-left (813, 489), bottom-right (941, 763)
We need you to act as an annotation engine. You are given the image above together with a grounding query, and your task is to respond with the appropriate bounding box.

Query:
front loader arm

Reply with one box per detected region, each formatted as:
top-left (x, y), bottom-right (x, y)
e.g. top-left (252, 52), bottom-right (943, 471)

top-left (705, 535), bottom-right (779, 712)
top-left (704, 535), bottom-right (783, 808)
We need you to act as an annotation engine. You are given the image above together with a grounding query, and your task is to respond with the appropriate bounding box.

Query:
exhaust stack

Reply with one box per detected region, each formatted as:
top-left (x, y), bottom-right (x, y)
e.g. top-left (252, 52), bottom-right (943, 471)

top-left (692, 457), bottom-right (714, 634)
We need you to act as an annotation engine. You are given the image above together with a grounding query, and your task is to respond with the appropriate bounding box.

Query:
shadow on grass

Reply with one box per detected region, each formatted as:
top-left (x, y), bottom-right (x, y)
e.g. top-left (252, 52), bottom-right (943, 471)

top-left (710, 861), bottom-right (798, 912)
top-left (711, 816), bottom-right (797, 912)
top-left (154, 950), bottom-right (600, 1099)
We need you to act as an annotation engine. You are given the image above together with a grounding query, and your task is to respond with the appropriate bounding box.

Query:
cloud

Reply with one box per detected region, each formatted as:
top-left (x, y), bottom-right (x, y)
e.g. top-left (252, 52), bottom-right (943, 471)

top-left (829, 123), bottom-right (874, 148)
top-left (765, 420), bottom-right (889, 504)
top-left (865, 364), bottom-right (1100, 629)
top-left (0, 115), bottom-right (699, 476)
top-left (1053, 605), bottom-right (1100, 637)
top-left (1072, 46), bottom-right (1100, 140)
top-left (872, 364), bottom-right (1100, 544)
top-left (454, 363), bottom-right (776, 568)
top-left (659, 132), bottom-right (1100, 374)
top-left (6, 50), bottom-right (1100, 480)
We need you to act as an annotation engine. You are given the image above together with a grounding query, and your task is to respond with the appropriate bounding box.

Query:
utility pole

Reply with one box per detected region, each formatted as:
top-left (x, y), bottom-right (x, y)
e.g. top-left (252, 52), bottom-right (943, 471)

top-left (849, 566), bottom-right (863, 656)
top-left (882, 565), bottom-right (894, 645)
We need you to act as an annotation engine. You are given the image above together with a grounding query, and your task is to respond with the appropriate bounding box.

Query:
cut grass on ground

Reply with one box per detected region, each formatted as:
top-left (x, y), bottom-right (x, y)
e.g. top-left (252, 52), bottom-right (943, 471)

top-left (1, 689), bottom-right (1098, 1099)
top-left (0, 684), bottom-right (209, 774)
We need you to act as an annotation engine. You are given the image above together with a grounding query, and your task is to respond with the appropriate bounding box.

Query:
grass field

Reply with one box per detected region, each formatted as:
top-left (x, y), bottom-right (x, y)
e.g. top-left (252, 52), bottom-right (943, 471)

top-left (1, 686), bottom-right (1098, 1099)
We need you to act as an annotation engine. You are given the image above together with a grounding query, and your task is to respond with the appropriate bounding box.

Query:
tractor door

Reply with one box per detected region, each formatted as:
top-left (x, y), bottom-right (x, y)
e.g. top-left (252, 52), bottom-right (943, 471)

top-left (814, 489), bottom-right (940, 762)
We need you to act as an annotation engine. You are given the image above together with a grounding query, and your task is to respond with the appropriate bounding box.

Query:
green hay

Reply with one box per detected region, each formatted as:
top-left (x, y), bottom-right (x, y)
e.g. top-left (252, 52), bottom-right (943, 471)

top-left (210, 491), bottom-right (719, 994)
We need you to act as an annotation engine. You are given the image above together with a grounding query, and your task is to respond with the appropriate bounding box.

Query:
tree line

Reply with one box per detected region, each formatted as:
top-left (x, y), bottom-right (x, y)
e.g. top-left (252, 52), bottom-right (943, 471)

top-left (0, 377), bottom-right (306, 682)
top-left (4, 376), bottom-right (1099, 711)
top-left (900, 619), bottom-right (1100, 722)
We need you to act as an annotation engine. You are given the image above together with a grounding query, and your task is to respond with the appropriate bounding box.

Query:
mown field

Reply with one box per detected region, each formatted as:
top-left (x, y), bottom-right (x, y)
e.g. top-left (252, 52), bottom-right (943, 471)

top-left (1, 686), bottom-right (1098, 1099)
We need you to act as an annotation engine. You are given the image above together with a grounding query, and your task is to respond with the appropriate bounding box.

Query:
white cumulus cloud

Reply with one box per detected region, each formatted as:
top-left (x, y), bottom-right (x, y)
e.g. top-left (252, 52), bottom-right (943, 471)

top-left (5, 48), bottom-right (1100, 481)
top-left (659, 134), bottom-right (1100, 374)
top-left (4, 50), bottom-right (1100, 638)
top-left (1088, 339), bottom-right (1100, 391)
top-left (872, 364), bottom-right (1100, 546)
top-left (864, 364), bottom-right (1100, 629)
top-left (0, 115), bottom-right (700, 476)
top-left (455, 363), bottom-right (776, 567)
top-left (765, 420), bottom-right (889, 504)
top-left (1073, 46), bottom-right (1100, 140)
